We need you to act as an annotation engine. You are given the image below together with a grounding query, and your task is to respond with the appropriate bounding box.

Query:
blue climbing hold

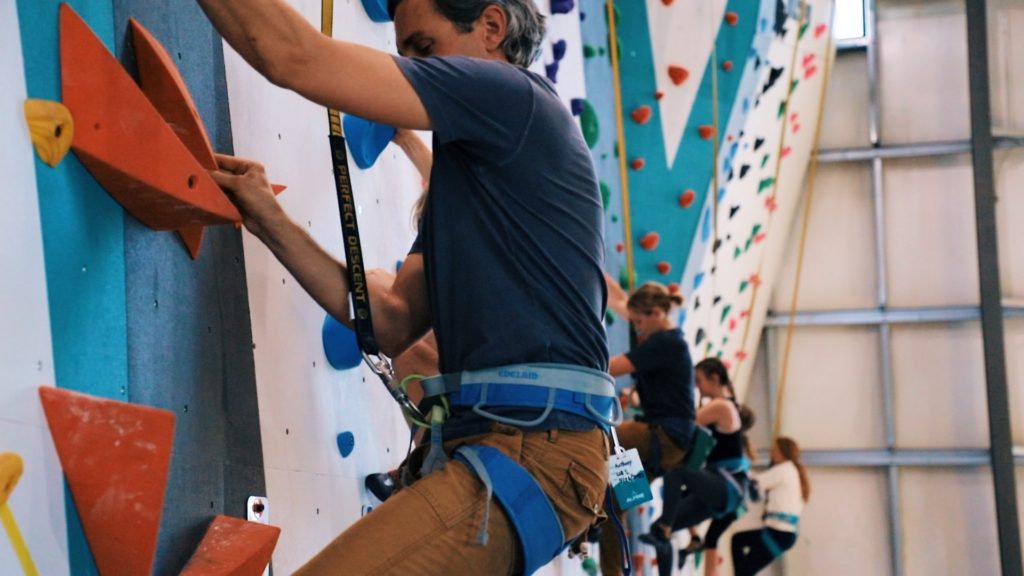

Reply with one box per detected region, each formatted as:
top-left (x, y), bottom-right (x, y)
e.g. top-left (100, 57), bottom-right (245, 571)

top-left (343, 114), bottom-right (396, 169)
top-left (571, 98), bottom-right (585, 116)
top-left (551, 0), bottom-right (575, 14)
top-left (361, 0), bottom-right (391, 22)
top-left (693, 272), bottom-right (705, 290)
top-left (396, 259), bottom-right (404, 272)
top-left (337, 431), bottom-right (356, 458)
top-left (701, 206), bottom-right (712, 243)
top-left (552, 39), bottom-right (567, 62)
top-left (718, 187), bottom-right (727, 202)
top-left (322, 314), bottom-right (363, 370)
top-left (545, 61), bottom-right (560, 83)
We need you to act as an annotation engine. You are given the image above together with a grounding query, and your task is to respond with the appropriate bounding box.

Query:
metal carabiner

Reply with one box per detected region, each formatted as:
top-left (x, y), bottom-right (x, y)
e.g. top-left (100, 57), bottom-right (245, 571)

top-left (362, 351), bottom-right (428, 424)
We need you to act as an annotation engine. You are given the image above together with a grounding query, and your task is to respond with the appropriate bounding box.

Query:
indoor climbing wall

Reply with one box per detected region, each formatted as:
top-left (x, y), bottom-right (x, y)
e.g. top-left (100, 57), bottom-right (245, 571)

top-left (0, 2), bottom-right (69, 573)
top-left (223, 1), bottom-right (595, 574)
top-left (683, 0), bottom-right (836, 399)
top-left (11, 1), bottom-right (268, 574)
top-left (605, 0), bottom-right (774, 289)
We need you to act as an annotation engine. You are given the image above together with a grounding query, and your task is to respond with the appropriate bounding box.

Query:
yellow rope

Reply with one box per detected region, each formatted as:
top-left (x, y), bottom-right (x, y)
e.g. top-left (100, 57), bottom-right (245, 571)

top-left (606, 0), bottom-right (635, 290)
top-left (772, 2), bottom-right (837, 439)
top-left (321, 0), bottom-right (343, 136)
top-left (0, 504), bottom-right (38, 576)
top-left (705, 14), bottom-right (722, 353)
top-left (730, 2), bottom-right (808, 383)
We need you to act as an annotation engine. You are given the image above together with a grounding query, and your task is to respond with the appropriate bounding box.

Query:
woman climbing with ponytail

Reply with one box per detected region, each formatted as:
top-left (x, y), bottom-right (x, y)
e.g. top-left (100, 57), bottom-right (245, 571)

top-left (599, 282), bottom-right (697, 576)
top-left (730, 436), bottom-right (810, 575)
top-left (639, 358), bottom-right (753, 560)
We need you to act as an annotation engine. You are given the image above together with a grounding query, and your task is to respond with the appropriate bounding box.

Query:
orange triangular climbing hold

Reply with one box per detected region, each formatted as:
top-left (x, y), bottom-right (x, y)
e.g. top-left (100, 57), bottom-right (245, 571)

top-left (180, 515), bottom-right (281, 576)
top-left (38, 386), bottom-right (175, 576)
top-left (61, 4), bottom-right (240, 232)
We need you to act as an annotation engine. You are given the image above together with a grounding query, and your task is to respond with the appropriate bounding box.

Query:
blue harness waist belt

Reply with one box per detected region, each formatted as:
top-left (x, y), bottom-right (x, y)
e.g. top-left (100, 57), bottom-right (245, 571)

top-left (454, 445), bottom-right (565, 576)
top-left (421, 363), bottom-right (622, 429)
top-left (765, 511), bottom-right (800, 527)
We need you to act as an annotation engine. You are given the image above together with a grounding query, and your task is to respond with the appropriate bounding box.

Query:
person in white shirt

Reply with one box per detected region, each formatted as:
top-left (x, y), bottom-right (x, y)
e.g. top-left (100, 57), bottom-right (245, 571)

top-left (730, 436), bottom-right (810, 575)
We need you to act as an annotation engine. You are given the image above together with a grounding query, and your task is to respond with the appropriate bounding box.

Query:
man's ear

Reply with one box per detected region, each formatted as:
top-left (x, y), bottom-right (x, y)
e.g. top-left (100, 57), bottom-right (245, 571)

top-left (478, 4), bottom-right (508, 55)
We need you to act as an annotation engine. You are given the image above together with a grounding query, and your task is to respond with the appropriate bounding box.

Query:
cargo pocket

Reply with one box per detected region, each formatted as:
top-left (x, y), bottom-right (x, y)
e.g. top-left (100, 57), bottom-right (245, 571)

top-left (564, 460), bottom-right (608, 524)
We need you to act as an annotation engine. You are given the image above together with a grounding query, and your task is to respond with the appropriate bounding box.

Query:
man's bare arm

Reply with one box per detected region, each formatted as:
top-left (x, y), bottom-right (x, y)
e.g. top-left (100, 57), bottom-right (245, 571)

top-left (196, 0), bottom-right (431, 129)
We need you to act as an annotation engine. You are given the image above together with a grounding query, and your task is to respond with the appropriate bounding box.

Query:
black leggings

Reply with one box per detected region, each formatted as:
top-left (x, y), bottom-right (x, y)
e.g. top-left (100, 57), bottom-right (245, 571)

top-left (657, 467), bottom-right (744, 530)
top-left (730, 528), bottom-right (797, 576)
top-left (703, 510), bottom-right (740, 549)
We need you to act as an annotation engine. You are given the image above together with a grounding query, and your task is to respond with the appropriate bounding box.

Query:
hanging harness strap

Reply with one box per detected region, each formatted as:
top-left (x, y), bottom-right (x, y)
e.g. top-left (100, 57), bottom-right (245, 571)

top-left (760, 528), bottom-right (788, 558)
top-left (421, 363), bottom-right (622, 430)
top-left (707, 457), bottom-right (751, 518)
top-left (454, 445), bottom-right (566, 576)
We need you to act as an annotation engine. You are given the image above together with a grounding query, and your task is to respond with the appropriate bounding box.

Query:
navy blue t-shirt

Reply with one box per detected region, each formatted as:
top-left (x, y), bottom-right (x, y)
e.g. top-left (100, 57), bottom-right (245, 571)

top-left (625, 328), bottom-right (696, 425)
top-left (396, 56), bottom-right (609, 436)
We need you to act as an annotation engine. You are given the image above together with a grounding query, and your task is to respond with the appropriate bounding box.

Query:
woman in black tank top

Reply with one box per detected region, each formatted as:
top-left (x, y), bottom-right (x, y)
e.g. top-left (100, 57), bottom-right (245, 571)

top-left (640, 358), bottom-right (756, 573)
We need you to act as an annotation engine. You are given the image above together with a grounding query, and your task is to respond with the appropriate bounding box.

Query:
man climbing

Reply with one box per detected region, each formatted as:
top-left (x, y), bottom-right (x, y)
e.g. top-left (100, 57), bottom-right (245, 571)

top-left (197, 0), bottom-right (619, 574)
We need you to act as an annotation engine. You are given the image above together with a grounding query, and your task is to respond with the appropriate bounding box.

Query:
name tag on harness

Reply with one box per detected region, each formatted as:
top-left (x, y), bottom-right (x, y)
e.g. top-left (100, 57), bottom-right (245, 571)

top-left (609, 448), bottom-right (653, 510)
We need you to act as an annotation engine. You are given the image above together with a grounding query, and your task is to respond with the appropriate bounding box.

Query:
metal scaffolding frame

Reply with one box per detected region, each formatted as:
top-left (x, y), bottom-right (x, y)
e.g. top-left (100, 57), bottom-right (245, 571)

top-left (759, 1), bottom-right (1024, 574)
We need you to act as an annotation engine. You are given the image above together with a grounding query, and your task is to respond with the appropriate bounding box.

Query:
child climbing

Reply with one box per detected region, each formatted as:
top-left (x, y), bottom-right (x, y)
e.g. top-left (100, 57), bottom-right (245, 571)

top-left (599, 282), bottom-right (697, 576)
top-left (198, 0), bottom-right (617, 574)
top-left (730, 436), bottom-right (809, 576)
top-left (638, 358), bottom-right (754, 567)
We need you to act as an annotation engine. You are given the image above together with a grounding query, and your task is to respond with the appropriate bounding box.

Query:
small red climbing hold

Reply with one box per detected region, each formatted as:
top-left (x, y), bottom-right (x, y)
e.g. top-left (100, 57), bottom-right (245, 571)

top-left (654, 90), bottom-right (665, 100)
top-left (631, 158), bottom-right (646, 171)
top-left (781, 146), bottom-right (792, 158)
top-left (615, 243), bottom-right (624, 253)
top-left (662, 0), bottom-right (674, 5)
top-left (656, 261), bottom-right (671, 275)
top-left (725, 11), bottom-right (739, 26)
top-left (723, 360), bottom-right (733, 371)
top-left (815, 23), bottom-right (828, 38)
top-left (722, 60), bottom-right (733, 72)
top-left (631, 105), bottom-right (652, 125)
top-left (639, 232), bottom-right (660, 251)
top-left (740, 309), bottom-right (751, 319)
top-left (755, 232), bottom-right (767, 244)
top-left (803, 53), bottom-right (816, 68)
top-left (735, 350), bottom-right (748, 361)
top-left (749, 274), bottom-right (762, 287)
top-left (668, 65), bottom-right (690, 86)
top-left (765, 196), bottom-right (778, 212)
top-left (804, 65), bottom-right (818, 80)
top-left (698, 125), bottom-right (715, 140)
top-left (679, 189), bottom-right (696, 209)
top-left (667, 283), bottom-right (680, 294)
top-left (729, 318), bottom-right (738, 331)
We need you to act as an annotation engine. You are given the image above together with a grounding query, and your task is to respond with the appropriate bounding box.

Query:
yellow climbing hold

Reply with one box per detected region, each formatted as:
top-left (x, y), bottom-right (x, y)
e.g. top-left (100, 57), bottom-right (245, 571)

top-left (0, 452), bottom-right (23, 508)
top-left (0, 452), bottom-right (38, 576)
top-left (24, 99), bottom-right (74, 168)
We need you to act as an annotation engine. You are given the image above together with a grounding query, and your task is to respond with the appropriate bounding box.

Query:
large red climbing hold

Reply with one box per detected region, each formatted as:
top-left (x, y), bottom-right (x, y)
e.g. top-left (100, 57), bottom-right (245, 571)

top-left (668, 65), bottom-right (690, 86)
top-left (38, 386), bottom-right (175, 576)
top-left (698, 125), bottom-right (715, 140)
top-left (662, 0), bottom-right (674, 5)
top-left (615, 243), bottom-right (624, 253)
top-left (667, 283), bottom-right (680, 294)
top-left (656, 261), bottom-right (671, 275)
top-left (180, 515), bottom-right (281, 576)
top-left (679, 189), bottom-right (697, 209)
top-left (631, 105), bottom-right (652, 125)
top-left (631, 158), bottom-right (646, 171)
top-left (725, 11), bottom-right (739, 26)
top-left (639, 232), bottom-right (660, 251)
top-left (722, 60), bottom-right (733, 72)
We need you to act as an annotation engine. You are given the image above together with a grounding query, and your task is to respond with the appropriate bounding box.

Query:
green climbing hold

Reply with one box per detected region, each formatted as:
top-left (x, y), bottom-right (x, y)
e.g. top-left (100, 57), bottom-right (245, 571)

top-left (605, 310), bottom-right (616, 325)
top-left (716, 350), bottom-right (724, 359)
top-left (722, 336), bottom-right (729, 346)
top-left (720, 304), bottom-right (732, 324)
top-left (600, 181), bottom-right (612, 211)
top-left (745, 238), bottom-right (753, 252)
top-left (752, 223), bottom-right (762, 236)
top-left (734, 246), bottom-right (742, 260)
top-left (618, 268), bottom-right (635, 290)
top-left (598, 46), bottom-right (607, 56)
top-left (791, 79), bottom-right (800, 93)
top-left (761, 154), bottom-right (771, 168)
top-left (611, 214), bottom-right (619, 223)
top-left (758, 177), bottom-right (775, 194)
top-left (579, 99), bottom-right (600, 149)
top-left (613, 143), bottom-right (619, 158)
top-left (601, 153), bottom-right (609, 159)
top-left (799, 21), bottom-right (810, 39)
top-left (739, 280), bottom-right (749, 293)
top-left (778, 100), bottom-right (788, 119)
top-left (583, 44), bottom-right (598, 58)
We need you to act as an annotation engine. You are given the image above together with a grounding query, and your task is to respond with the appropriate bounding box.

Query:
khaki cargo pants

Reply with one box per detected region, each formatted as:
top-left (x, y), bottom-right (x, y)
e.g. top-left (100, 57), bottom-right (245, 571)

top-left (295, 424), bottom-right (609, 575)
